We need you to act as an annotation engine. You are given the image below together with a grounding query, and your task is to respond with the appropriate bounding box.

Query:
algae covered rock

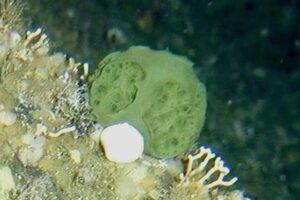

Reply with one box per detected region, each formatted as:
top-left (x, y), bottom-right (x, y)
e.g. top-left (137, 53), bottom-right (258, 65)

top-left (89, 46), bottom-right (206, 158)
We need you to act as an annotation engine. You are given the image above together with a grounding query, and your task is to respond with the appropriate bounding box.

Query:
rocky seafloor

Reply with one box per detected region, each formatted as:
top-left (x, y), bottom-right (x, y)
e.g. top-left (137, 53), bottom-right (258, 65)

top-left (0, 1), bottom-right (254, 200)
top-left (1, 0), bottom-right (299, 199)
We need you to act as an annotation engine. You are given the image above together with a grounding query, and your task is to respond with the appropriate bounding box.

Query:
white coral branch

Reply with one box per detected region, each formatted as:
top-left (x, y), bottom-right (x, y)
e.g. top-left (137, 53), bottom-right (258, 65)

top-left (35, 123), bottom-right (76, 138)
top-left (179, 146), bottom-right (238, 189)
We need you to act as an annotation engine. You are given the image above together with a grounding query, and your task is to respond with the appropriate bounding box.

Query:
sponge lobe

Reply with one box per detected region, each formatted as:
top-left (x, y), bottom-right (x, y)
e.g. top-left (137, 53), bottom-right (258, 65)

top-left (143, 81), bottom-right (205, 157)
top-left (90, 59), bottom-right (145, 115)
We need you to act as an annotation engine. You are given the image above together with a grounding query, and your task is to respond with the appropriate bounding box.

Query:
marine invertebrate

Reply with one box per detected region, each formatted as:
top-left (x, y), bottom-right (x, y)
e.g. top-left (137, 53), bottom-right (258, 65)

top-left (0, 110), bottom-right (17, 126)
top-left (89, 46), bottom-right (206, 158)
top-left (1, 0), bottom-right (92, 135)
top-left (100, 123), bottom-right (144, 163)
top-left (0, 166), bottom-right (15, 199)
top-left (34, 123), bottom-right (76, 138)
top-left (168, 146), bottom-right (248, 200)
top-left (179, 146), bottom-right (238, 188)
top-left (0, 26), bottom-right (49, 79)
top-left (18, 133), bottom-right (46, 167)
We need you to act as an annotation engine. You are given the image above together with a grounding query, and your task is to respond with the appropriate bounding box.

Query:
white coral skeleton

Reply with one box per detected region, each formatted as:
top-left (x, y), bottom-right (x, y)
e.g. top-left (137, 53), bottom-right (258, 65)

top-left (179, 146), bottom-right (238, 189)
top-left (35, 123), bottom-right (76, 138)
top-left (16, 28), bottom-right (49, 62)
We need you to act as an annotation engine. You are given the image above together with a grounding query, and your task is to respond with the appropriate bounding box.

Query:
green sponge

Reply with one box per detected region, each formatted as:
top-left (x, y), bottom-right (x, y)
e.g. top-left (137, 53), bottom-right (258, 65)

top-left (89, 46), bottom-right (206, 158)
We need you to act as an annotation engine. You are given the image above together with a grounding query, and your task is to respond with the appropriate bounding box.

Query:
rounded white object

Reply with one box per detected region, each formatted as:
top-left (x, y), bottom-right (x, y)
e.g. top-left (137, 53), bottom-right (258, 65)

top-left (0, 111), bottom-right (17, 126)
top-left (100, 123), bottom-right (144, 163)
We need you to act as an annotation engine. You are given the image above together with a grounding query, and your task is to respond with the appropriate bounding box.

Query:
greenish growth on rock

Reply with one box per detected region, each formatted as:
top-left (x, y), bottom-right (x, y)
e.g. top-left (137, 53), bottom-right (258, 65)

top-left (89, 46), bottom-right (206, 158)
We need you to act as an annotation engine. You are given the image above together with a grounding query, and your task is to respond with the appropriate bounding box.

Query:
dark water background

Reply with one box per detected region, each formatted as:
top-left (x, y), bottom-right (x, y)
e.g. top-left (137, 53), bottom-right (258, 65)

top-left (24, 0), bottom-right (300, 199)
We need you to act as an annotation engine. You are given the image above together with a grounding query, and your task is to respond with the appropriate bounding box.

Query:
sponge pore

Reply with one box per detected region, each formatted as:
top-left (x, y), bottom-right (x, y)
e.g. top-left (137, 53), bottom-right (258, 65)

top-left (89, 46), bottom-right (206, 158)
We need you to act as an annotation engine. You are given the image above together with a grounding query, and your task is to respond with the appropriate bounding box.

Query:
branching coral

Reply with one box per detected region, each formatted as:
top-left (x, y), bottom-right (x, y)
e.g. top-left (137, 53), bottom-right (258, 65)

top-left (179, 146), bottom-right (238, 189)
top-left (168, 146), bottom-right (248, 200)
top-left (0, 2), bottom-right (49, 78)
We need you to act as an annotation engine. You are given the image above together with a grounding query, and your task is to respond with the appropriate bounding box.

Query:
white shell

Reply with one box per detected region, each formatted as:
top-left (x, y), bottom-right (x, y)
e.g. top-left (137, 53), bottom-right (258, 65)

top-left (100, 123), bottom-right (144, 163)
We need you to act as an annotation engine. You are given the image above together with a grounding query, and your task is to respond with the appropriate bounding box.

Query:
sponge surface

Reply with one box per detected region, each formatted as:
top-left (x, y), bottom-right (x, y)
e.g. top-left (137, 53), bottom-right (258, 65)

top-left (89, 46), bottom-right (206, 158)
